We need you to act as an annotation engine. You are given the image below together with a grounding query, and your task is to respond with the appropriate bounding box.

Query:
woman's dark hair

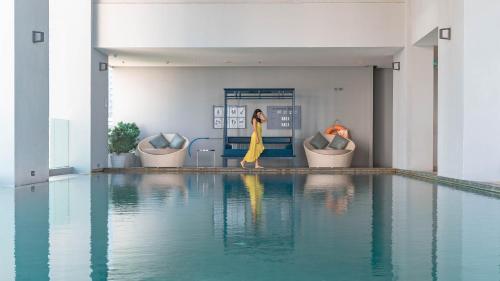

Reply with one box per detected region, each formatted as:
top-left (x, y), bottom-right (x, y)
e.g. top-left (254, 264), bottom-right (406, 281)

top-left (252, 109), bottom-right (263, 123)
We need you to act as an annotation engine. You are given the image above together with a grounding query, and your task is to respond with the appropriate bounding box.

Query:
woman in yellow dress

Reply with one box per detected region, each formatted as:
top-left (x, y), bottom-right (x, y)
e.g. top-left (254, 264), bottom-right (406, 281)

top-left (240, 109), bottom-right (266, 168)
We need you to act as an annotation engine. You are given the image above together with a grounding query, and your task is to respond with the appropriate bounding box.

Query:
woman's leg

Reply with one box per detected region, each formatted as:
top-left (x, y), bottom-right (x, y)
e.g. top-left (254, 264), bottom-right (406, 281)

top-left (240, 159), bottom-right (246, 168)
top-left (255, 159), bottom-right (264, 168)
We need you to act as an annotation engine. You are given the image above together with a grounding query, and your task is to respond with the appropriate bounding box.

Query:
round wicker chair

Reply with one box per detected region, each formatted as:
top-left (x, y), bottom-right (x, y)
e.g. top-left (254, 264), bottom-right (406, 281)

top-left (303, 134), bottom-right (355, 168)
top-left (137, 134), bottom-right (189, 167)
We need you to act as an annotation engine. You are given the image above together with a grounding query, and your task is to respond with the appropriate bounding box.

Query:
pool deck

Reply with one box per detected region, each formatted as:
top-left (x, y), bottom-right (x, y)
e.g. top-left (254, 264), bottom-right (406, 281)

top-left (97, 167), bottom-right (500, 195)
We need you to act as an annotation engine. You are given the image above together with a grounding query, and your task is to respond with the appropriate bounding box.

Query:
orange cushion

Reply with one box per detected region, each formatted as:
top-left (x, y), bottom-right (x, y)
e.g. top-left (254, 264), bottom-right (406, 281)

top-left (324, 124), bottom-right (350, 139)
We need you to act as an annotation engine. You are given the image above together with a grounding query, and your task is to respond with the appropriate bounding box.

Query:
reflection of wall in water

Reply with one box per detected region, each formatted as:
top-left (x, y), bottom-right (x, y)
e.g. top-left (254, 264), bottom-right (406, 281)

top-left (216, 174), bottom-right (295, 255)
top-left (298, 174), bottom-right (373, 280)
top-left (16, 183), bottom-right (50, 281)
top-left (0, 187), bottom-right (15, 281)
top-left (91, 174), bottom-right (109, 281)
top-left (372, 175), bottom-right (394, 279)
top-left (391, 176), bottom-right (436, 280)
top-left (49, 177), bottom-right (91, 280)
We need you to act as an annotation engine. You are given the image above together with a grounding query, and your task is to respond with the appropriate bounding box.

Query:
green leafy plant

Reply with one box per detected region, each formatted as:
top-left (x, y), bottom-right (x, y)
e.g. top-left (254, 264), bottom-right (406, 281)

top-left (108, 122), bottom-right (140, 154)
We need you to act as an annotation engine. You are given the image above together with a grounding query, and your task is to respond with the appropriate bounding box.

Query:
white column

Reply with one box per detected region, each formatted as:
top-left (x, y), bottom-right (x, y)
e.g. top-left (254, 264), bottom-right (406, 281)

top-left (438, 0), bottom-right (500, 182)
top-left (437, 0), bottom-right (465, 179)
top-left (461, 0), bottom-right (500, 182)
top-left (0, 0), bottom-right (49, 187)
top-left (393, 48), bottom-right (434, 171)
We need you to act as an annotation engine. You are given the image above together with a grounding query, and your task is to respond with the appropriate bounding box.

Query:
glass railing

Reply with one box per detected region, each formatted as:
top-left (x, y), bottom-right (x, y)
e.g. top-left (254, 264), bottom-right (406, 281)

top-left (49, 119), bottom-right (69, 169)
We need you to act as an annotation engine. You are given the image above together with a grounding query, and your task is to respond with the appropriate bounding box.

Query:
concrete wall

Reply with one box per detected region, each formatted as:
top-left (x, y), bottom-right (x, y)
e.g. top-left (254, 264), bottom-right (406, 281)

top-left (373, 68), bottom-right (393, 168)
top-left (111, 66), bottom-right (373, 167)
top-left (0, 0), bottom-right (49, 187)
top-left (95, 2), bottom-right (405, 48)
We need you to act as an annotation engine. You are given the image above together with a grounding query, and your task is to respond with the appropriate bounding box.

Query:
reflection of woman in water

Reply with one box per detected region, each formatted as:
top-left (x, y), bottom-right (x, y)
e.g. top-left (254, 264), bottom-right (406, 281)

top-left (240, 109), bottom-right (267, 169)
top-left (241, 174), bottom-right (264, 223)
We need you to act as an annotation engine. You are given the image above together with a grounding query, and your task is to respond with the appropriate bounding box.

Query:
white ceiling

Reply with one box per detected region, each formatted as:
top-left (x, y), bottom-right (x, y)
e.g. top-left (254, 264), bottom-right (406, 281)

top-left (103, 47), bottom-right (402, 67)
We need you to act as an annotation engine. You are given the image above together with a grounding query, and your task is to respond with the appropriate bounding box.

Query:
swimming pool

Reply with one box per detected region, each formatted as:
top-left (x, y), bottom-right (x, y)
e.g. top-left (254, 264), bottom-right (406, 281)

top-left (1, 173), bottom-right (500, 281)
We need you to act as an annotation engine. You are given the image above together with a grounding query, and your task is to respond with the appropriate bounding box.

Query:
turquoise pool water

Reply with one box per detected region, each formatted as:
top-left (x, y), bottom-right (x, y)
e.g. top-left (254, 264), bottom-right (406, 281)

top-left (1, 173), bottom-right (500, 281)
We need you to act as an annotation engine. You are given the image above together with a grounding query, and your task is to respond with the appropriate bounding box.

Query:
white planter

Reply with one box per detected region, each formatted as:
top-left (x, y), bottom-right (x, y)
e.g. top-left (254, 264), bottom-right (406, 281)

top-left (109, 153), bottom-right (135, 168)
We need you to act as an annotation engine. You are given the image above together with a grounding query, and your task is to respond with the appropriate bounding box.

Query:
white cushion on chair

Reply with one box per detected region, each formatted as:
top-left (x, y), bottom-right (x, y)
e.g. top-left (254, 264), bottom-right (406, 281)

top-left (313, 149), bottom-right (350, 155)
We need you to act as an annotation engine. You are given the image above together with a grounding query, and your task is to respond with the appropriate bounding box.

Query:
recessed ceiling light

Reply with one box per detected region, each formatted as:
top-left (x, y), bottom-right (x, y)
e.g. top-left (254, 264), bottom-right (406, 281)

top-left (113, 54), bottom-right (118, 58)
top-left (121, 60), bottom-right (125, 64)
top-left (258, 60), bottom-right (263, 64)
top-left (165, 60), bottom-right (170, 65)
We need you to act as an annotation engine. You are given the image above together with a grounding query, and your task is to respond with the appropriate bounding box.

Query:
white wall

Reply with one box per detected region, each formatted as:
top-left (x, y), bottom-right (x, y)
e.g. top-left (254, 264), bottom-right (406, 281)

top-left (410, 0), bottom-right (438, 44)
top-left (437, 0), bottom-right (464, 179)
top-left (373, 68), bottom-right (393, 168)
top-left (95, 2), bottom-right (405, 48)
top-left (0, 0), bottom-right (16, 186)
top-left (461, 0), bottom-right (500, 181)
top-left (392, 0), bottom-right (435, 171)
top-left (50, 0), bottom-right (91, 173)
top-left (437, 0), bottom-right (500, 182)
top-left (111, 66), bottom-right (373, 167)
top-left (50, 0), bottom-right (109, 173)
top-left (0, 0), bottom-right (49, 187)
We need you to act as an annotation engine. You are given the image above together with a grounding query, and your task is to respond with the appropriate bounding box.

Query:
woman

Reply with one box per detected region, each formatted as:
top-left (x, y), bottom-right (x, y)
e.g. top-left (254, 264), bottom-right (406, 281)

top-left (240, 109), bottom-right (267, 168)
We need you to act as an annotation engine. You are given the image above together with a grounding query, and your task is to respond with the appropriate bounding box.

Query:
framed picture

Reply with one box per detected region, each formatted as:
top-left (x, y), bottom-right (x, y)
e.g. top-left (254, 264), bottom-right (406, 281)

top-left (214, 106), bottom-right (225, 118)
top-left (227, 118), bottom-right (238, 129)
top-left (237, 118), bottom-right (246, 129)
top-left (267, 105), bottom-right (301, 130)
top-left (214, 117), bottom-right (224, 129)
top-left (228, 106), bottom-right (238, 118)
top-left (237, 106), bottom-right (246, 117)
top-left (213, 105), bottom-right (246, 129)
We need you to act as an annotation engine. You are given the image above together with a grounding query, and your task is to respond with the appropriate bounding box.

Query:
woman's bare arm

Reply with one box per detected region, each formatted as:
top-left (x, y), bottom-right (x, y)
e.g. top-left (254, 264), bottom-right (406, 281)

top-left (259, 112), bottom-right (267, 123)
top-left (253, 118), bottom-right (260, 143)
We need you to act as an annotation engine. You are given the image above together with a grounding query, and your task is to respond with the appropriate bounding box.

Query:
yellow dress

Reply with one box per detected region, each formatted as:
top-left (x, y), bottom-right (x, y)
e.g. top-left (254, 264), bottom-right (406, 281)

top-left (243, 121), bottom-right (265, 162)
top-left (242, 174), bottom-right (264, 222)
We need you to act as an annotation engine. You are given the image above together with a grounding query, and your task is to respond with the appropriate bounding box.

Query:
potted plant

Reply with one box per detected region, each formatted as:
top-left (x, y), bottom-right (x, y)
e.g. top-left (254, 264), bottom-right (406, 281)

top-left (108, 122), bottom-right (140, 168)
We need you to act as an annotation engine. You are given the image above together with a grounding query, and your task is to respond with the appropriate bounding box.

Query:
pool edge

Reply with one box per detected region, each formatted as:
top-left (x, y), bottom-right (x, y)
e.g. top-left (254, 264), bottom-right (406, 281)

top-left (94, 167), bottom-right (500, 195)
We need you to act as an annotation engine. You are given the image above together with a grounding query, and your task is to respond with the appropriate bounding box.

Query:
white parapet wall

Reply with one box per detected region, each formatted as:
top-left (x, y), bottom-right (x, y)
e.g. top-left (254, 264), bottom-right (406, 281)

top-left (94, 2), bottom-right (405, 48)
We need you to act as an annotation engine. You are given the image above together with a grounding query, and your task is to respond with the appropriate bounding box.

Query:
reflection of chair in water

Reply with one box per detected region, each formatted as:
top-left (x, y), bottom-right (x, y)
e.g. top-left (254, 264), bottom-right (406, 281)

top-left (241, 174), bottom-right (264, 223)
top-left (304, 174), bottom-right (355, 215)
top-left (138, 174), bottom-right (188, 201)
